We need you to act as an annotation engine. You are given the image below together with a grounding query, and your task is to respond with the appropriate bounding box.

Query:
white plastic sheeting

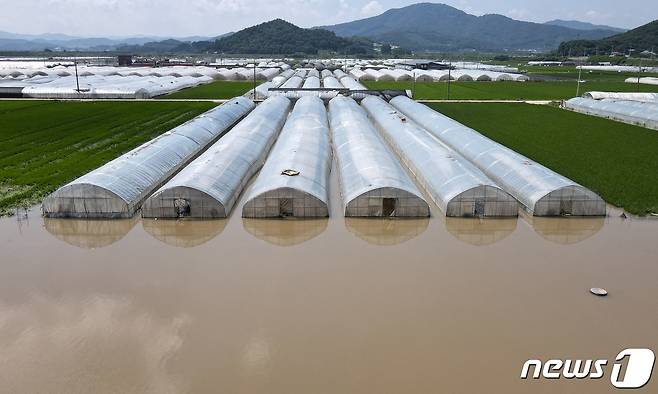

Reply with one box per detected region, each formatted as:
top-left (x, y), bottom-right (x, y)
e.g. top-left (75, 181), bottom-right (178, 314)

top-left (42, 97), bottom-right (255, 218)
top-left (322, 76), bottom-right (344, 89)
top-left (253, 81), bottom-right (273, 100)
top-left (142, 96), bottom-right (291, 219)
top-left (391, 96), bottom-right (606, 216)
top-left (279, 75), bottom-right (304, 89)
top-left (279, 69), bottom-right (295, 79)
top-left (339, 76), bottom-right (366, 91)
top-left (362, 69), bottom-right (388, 81)
top-left (349, 69), bottom-right (374, 81)
top-left (256, 68), bottom-right (281, 81)
top-left (293, 69), bottom-right (308, 79)
top-left (564, 97), bottom-right (658, 131)
top-left (20, 74), bottom-right (212, 99)
top-left (217, 69), bottom-right (239, 80)
top-left (362, 96), bottom-right (518, 217)
top-left (411, 69), bottom-right (435, 82)
top-left (425, 69), bottom-right (527, 82)
top-left (580, 65), bottom-right (658, 72)
top-left (302, 76), bottom-right (321, 89)
top-left (624, 77), bottom-right (658, 86)
top-left (583, 91), bottom-right (658, 102)
top-left (328, 96), bottom-right (429, 217)
top-left (243, 96), bottom-right (332, 218)
top-left (380, 69), bottom-right (412, 81)
top-left (347, 67), bottom-right (527, 82)
top-left (333, 69), bottom-right (347, 79)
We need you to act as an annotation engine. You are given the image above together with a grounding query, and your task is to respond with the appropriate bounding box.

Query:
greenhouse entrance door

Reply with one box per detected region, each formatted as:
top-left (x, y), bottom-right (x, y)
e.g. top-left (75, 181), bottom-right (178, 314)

top-left (279, 198), bottom-right (293, 217)
top-left (383, 198), bottom-right (397, 217)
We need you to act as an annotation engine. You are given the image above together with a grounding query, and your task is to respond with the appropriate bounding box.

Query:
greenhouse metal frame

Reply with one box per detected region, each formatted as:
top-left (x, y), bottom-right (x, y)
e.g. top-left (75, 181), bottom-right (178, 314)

top-left (243, 96), bottom-right (332, 218)
top-left (329, 96), bottom-right (429, 217)
top-left (391, 96), bottom-right (606, 216)
top-left (42, 97), bottom-right (255, 218)
top-left (362, 96), bottom-right (518, 217)
top-left (141, 96), bottom-right (292, 219)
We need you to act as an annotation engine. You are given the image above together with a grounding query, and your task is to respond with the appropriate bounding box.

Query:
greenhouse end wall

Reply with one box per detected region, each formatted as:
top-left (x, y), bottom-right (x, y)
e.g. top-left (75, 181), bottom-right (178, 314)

top-left (242, 96), bottom-right (332, 218)
top-left (328, 96), bottom-right (429, 218)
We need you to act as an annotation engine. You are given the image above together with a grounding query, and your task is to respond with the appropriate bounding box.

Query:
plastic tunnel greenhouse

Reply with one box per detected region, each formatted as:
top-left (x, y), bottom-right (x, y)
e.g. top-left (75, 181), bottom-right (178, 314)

top-left (242, 96), bottom-right (332, 218)
top-left (391, 96), bottom-right (606, 216)
top-left (362, 96), bottom-right (518, 217)
top-left (329, 96), bottom-right (430, 217)
top-left (582, 91), bottom-right (658, 102)
top-left (322, 76), bottom-right (344, 89)
top-left (42, 97), bottom-right (255, 218)
top-left (564, 97), bottom-right (658, 131)
top-left (339, 77), bottom-right (366, 91)
top-left (141, 96), bottom-right (291, 219)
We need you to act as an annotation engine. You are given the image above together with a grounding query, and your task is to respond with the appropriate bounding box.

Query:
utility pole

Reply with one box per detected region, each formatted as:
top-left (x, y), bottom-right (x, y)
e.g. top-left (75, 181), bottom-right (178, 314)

top-left (447, 61), bottom-right (452, 100)
top-left (74, 56), bottom-right (80, 92)
top-left (637, 64), bottom-right (641, 92)
top-left (253, 59), bottom-right (257, 99)
top-left (412, 71), bottom-right (416, 98)
top-left (576, 65), bottom-right (582, 97)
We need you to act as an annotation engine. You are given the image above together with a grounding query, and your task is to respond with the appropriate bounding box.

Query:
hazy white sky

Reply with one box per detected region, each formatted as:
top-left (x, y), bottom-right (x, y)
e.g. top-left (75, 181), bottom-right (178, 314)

top-left (1, 0), bottom-right (656, 37)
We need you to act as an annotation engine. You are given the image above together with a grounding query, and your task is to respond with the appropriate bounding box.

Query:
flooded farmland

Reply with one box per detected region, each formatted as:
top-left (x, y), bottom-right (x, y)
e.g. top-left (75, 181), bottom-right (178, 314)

top-left (1, 168), bottom-right (657, 394)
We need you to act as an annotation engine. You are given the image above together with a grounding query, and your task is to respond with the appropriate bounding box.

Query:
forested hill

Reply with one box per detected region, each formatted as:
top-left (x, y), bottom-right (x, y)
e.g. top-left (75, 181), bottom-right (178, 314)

top-left (558, 19), bottom-right (658, 55)
top-left (207, 19), bottom-right (371, 55)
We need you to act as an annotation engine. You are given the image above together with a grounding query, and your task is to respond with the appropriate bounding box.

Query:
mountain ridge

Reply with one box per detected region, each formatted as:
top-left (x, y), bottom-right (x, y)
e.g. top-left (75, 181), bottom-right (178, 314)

top-left (544, 20), bottom-right (626, 33)
top-left (319, 2), bottom-right (621, 52)
top-left (0, 31), bottom-right (219, 51)
top-left (558, 19), bottom-right (658, 55)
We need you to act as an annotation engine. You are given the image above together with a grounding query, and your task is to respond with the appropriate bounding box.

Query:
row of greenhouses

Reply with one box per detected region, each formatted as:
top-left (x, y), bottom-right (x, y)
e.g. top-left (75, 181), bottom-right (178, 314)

top-left (1, 65), bottom-right (287, 98)
top-left (20, 74), bottom-right (213, 99)
top-left (0, 65), bottom-right (287, 81)
top-left (43, 95), bottom-right (606, 219)
top-left (349, 67), bottom-right (529, 82)
top-left (564, 97), bottom-right (658, 131)
top-left (261, 69), bottom-right (367, 100)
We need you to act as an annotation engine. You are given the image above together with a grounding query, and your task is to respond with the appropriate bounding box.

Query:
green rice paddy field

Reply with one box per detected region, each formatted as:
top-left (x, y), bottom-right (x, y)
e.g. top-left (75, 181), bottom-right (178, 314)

top-left (365, 80), bottom-right (658, 100)
top-left (161, 80), bottom-right (258, 99)
top-left (0, 100), bottom-right (216, 215)
top-left (429, 103), bottom-right (658, 215)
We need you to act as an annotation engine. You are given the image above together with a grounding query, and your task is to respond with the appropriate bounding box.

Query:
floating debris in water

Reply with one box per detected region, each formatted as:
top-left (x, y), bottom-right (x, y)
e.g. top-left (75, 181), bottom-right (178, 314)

top-left (281, 169), bottom-right (300, 176)
top-left (590, 287), bottom-right (608, 296)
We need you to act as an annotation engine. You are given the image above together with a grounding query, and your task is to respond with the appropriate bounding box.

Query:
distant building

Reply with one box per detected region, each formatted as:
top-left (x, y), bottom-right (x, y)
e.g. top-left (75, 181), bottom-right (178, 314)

top-left (117, 55), bottom-right (133, 66)
top-left (396, 60), bottom-right (452, 71)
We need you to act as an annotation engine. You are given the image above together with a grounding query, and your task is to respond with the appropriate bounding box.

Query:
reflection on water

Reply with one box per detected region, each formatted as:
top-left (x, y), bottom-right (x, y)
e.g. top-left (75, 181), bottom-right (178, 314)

top-left (444, 217), bottom-right (518, 246)
top-left (0, 294), bottom-right (189, 393)
top-left (525, 213), bottom-right (605, 244)
top-left (2, 202), bottom-right (658, 394)
top-left (345, 218), bottom-right (429, 245)
top-left (242, 332), bottom-right (271, 375)
top-left (44, 217), bottom-right (138, 249)
top-left (242, 218), bottom-right (328, 246)
top-left (142, 219), bottom-right (227, 248)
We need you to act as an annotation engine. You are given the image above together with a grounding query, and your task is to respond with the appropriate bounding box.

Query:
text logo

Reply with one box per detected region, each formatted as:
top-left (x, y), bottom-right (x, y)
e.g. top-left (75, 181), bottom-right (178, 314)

top-left (521, 348), bottom-right (655, 389)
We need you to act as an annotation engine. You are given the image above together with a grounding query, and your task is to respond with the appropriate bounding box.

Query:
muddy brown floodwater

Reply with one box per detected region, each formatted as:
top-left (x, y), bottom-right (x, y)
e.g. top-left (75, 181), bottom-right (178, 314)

top-left (1, 166), bottom-right (657, 394)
